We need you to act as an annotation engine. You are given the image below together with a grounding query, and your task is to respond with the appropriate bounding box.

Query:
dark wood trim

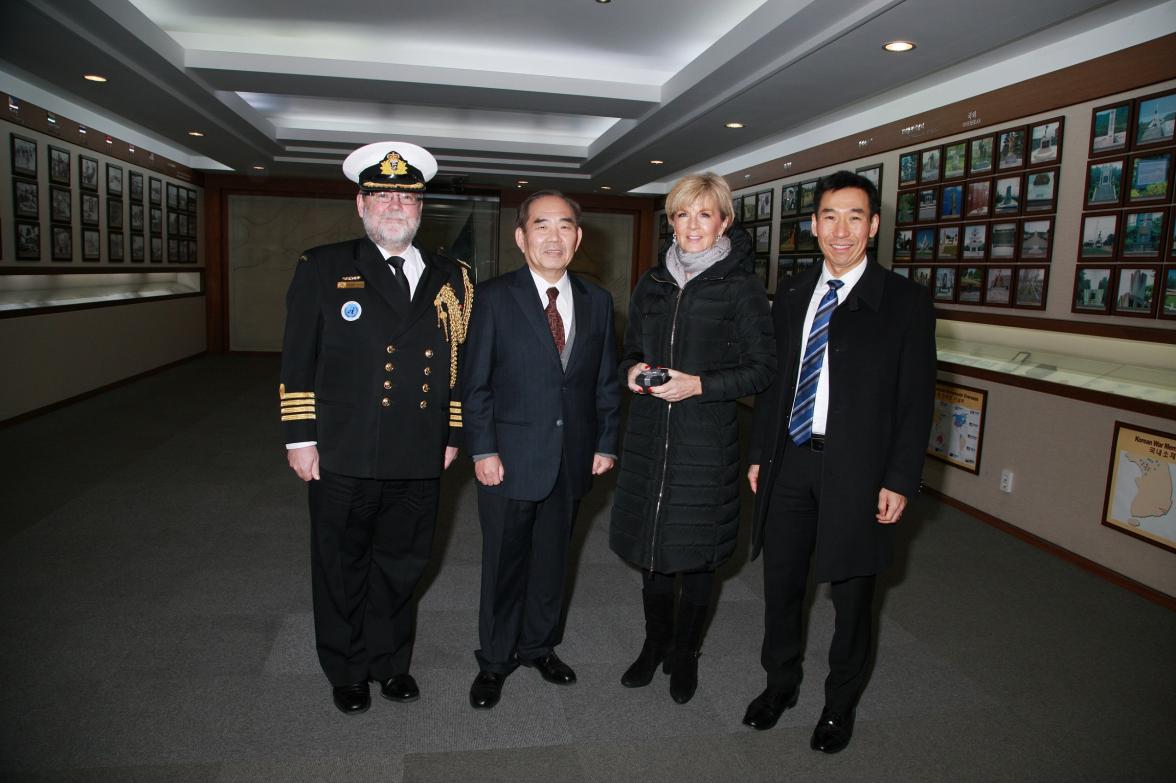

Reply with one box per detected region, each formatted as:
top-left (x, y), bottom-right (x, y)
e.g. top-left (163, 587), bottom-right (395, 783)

top-left (936, 307), bottom-right (1176, 344)
top-left (2, 93), bottom-right (197, 182)
top-left (0, 351), bottom-right (206, 427)
top-left (937, 360), bottom-right (1176, 419)
top-left (923, 487), bottom-right (1176, 611)
top-left (0, 290), bottom-right (204, 320)
top-left (725, 35), bottom-right (1176, 189)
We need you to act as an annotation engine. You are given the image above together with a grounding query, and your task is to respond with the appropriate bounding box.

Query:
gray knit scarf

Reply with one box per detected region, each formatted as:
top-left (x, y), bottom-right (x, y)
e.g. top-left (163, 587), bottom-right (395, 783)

top-left (665, 235), bottom-right (731, 288)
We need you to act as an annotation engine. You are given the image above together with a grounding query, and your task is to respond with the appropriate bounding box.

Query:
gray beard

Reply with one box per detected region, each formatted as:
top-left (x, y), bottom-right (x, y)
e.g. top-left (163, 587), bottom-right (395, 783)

top-left (364, 211), bottom-right (420, 253)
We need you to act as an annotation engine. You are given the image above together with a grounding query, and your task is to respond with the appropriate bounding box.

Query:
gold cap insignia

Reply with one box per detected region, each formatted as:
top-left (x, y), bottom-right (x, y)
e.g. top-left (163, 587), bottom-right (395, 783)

top-left (379, 152), bottom-right (410, 177)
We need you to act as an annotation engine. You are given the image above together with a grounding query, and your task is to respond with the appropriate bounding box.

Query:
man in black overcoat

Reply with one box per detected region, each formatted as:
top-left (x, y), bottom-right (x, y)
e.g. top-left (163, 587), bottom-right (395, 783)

top-left (279, 141), bottom-right (473, 715)
top-left (742, 170), bottom-right (936, 752)
top-left (461, 191), bottom-right (620, 709)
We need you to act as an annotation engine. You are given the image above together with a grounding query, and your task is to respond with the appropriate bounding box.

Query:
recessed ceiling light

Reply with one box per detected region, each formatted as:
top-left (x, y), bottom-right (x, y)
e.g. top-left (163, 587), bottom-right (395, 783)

top-left (252, 165), bottom-right (265, 170)
top-left (517, 179), bottom-right (529, 184)
top-left (83, 74), bottom-right (107, 83)
top-left (188, 130), bottom-right (205, 137)
top-left (600, 186), bottom-right (612, 190)
top-left (725, 122), bottom-right (744, 129)
top-left (650, 159), bottom-right (664, 165)
top-left (596, 0), bottom-right (611, 4)
top-left (883, 40), bottom-right (915, 52)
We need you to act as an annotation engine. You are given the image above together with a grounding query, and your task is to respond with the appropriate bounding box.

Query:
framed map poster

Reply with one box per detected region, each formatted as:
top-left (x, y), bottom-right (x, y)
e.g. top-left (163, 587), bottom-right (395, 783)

top-left (927, 381), bottom-right (986, 473)
top-left (1102, 422), bottom-right (1176, 553)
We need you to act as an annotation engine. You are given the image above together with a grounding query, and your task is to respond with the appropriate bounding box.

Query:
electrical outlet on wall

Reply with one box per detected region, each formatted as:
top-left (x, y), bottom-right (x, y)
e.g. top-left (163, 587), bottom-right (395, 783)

top-left (999, 469), bottom-right (1014, 493)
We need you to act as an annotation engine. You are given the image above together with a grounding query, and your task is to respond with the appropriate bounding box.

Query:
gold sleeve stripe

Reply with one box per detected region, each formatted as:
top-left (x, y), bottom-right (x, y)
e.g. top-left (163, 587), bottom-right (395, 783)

top-left (281, 398), bottom-right (316, 407)
top-left (281, 413), bottom-right (317, 422)
top-left (281, 405), bottom-right (316, 415)
top-left (280, 391), bottom-right (316, 400)
top-left (449, 420), bottom-right (463, 428)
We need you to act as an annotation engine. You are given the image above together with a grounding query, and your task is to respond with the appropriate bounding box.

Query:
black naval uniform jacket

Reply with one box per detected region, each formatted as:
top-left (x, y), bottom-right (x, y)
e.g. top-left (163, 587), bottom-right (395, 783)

top-left (279, 237), bottom-right (473, 480)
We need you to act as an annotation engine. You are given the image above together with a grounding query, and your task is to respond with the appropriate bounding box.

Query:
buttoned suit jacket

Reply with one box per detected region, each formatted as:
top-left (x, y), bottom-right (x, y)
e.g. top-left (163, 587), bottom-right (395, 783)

top-left (748, 257), bottom-right (937, 582)
top-left (462, 265), bottom-right (620, 502)
top-left (279, 237), bottom-right (471, 480)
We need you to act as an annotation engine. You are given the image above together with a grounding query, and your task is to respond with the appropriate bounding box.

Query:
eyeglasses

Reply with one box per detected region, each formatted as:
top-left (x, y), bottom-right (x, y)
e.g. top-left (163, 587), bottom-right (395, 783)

top-left (363, 192), bottom-right (423, 205)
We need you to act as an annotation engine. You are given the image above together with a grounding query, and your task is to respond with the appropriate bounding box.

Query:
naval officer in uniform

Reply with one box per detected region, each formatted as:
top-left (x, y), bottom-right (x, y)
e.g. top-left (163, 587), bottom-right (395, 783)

top-left (279, 141), bottom-right (473, 715)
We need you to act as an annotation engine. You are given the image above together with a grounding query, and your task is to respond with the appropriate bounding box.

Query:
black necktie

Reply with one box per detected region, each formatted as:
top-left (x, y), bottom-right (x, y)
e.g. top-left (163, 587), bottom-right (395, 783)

top-left (389, 256), bottom-right (411, 302)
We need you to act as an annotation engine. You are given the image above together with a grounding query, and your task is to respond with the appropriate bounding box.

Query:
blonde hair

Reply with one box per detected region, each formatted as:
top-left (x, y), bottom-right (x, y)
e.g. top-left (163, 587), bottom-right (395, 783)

top-left (665, 172), bottom-right (734, 223)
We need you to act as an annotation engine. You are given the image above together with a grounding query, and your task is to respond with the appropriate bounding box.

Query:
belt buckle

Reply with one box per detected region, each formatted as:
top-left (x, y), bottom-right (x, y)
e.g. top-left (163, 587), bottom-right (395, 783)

top-left (809, 436), bottom-right (825, 453)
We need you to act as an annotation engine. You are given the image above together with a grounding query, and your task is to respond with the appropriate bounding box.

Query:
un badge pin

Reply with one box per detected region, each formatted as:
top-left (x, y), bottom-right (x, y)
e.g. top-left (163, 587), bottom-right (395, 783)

top-left (341, 301), bottom-right (362, 322)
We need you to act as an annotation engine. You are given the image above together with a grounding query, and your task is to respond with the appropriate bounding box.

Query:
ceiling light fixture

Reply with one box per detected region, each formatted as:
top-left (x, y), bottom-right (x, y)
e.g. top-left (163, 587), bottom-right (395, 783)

top-left (252, 165), bottom-right (265, 170)
top-left (83, 74), bottom-right (107, 83)
top-left (188, 130), bottom-right (205, 137)
top-left (883, 40), bottom-right (915, 52)
top-left (596, 0), bottom-right (612, 4)
top-left (104, 136), bottom-right (113, 144)
top-left (517, 179), bottom-right (529, 184)
top-left (600, 186), bottom-right (612, 190)
top-left (650, 159), bottom-right (664, 165)
top-left (725, 122), bottom-right (744, 129)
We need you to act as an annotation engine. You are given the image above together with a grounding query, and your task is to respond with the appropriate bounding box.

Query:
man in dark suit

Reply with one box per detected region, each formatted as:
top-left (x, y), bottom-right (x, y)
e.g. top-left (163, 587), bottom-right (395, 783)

top-left (280, 141), bottom-right (473, 715)
top-left (742, 170), bottom-right (936, 752)
top-left (462, 190), bottom-right (620, 709)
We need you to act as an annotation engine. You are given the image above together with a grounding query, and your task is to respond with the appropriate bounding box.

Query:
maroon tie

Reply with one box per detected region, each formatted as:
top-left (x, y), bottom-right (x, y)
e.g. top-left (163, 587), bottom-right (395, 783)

top-left (545, 287), bottom-right (565, 354)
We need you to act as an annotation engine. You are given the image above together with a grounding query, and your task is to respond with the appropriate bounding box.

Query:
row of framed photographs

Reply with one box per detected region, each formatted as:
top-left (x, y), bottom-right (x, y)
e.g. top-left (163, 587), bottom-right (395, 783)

top-left (894, 264), bottom-right (1048, 309)
top-left (11, 134), bottom-right (198, 209)
top-left (894, 217), bottom-right (1055, 264)
top-left (6, 219), bottom-right (199, 263)
top-left (1089, 88), bottom-right (1176, 158)
top-left (1084, 150), bottom-right (1173, 208)
top-left (737, 191), bottom-right (774, 223)
top-left (897, 118), bottom-right (1064, 189)
top-left (896, 167), bottom-right (1058, 224)
top-left (1073, 265), bottom-right (1175, 319)
top-left (1079, 207), bottom-right (1175, 262)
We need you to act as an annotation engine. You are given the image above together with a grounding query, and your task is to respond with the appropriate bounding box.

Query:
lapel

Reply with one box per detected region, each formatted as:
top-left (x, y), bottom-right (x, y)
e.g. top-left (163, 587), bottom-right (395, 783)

top-left (780, 265), bottom-right (820, 380)
top-left (564, 273), bottom-right (591, 374)
top-left (393, 246), bottom-right (442, 339)
top-left (353, 239), bottom-right (410, 322)
top-left (509, 266), bottom-right (563, 366)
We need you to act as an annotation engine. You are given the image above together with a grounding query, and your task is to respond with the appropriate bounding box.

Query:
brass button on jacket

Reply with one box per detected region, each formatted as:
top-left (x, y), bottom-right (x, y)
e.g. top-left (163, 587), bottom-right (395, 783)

top-left (424, 349), bottom-right (434, 358)
top-left (385, 362), bottom-right (394, 372)
top-left (386, 345), bottom-right (396, 354)
top-left (421, 383), bottom-right (430, 393)
top-left (419, 401), bottom-right (428, 409)
top-left (383, 380), bottom-right (392, 390)
top-left (381, 397), bottom-right (391, 407)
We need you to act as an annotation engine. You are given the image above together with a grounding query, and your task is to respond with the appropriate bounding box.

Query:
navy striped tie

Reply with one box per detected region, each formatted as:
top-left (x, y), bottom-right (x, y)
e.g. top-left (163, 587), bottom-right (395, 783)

top-left (788, 279), bottom-right (843, 446)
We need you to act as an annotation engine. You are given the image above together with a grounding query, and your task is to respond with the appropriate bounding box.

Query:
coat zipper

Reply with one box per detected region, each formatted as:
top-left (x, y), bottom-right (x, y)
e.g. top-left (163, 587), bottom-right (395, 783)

top-left (649, 283), bottom-right (686, 572)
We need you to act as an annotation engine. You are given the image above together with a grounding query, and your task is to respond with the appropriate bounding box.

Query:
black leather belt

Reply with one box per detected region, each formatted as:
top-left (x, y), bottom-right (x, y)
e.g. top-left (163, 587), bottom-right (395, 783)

top-left (808, 435), bottom-right (826, 453)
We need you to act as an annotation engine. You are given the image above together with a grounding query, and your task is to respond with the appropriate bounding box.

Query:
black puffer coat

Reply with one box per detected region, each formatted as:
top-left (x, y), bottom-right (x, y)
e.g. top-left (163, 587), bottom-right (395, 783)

top-left (609, 227), bottom-right (775, 573)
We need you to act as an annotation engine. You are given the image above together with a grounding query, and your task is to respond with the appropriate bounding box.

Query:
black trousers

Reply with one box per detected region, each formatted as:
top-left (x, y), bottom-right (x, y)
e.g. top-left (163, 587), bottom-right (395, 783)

top-left (308, 469), bottom-right (438, 687)
top-left (475, 461), bottom-right (579, 673)
top-left (760, 441), bottom-right (876, 713)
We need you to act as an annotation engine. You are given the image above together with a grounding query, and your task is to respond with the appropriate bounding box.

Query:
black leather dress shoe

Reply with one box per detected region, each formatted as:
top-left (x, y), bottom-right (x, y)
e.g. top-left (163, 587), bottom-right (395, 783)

top-left (810, 708), bottom-right (855, 753)
top-left (519, 652), bottom-right (576, 684)
top-left (377, 673), bottom-right (420, 703)
top-left (469, 670), bottom-right (506, 709)
top-left (332, 682), bottom-right (370, 715)
top-left (741, 686), bottom-right (798, 730)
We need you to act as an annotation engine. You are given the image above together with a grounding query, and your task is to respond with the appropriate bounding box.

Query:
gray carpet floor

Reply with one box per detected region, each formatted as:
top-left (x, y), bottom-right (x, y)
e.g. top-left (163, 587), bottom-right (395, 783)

top-left (1, 354), bottom-right (1173, 782)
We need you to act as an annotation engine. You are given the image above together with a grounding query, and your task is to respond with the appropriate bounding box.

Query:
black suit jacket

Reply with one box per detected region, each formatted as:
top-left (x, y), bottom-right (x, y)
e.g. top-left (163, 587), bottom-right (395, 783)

top-left (749, 257), bottom-right (936, 581)
top-left (279, 237), bottom-right (472, 479)
top-left (462, 265), bottom-right (620, 502)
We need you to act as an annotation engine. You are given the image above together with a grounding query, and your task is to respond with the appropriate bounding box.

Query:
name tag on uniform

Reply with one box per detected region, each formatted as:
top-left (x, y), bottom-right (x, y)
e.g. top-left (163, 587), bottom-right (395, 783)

top-left (337, 277), bottom-right (365, 289)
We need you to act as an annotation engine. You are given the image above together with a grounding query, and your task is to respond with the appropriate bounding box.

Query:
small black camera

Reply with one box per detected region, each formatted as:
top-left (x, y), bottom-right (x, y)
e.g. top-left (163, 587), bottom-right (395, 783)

top-left (636, 366), bottom-right (670, 390)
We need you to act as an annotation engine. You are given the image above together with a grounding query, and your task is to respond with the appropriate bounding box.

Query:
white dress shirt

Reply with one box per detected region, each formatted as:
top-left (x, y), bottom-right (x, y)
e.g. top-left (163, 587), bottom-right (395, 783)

top-left (794, 258), bottom-right (868, 436)
top-left (528, 268), bottom-right (573, 342)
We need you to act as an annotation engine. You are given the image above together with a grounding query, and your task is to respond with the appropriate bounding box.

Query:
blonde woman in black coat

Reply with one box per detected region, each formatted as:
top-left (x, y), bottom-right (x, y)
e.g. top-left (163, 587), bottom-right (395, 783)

top-left (610, 173), bottom-right (775, 703)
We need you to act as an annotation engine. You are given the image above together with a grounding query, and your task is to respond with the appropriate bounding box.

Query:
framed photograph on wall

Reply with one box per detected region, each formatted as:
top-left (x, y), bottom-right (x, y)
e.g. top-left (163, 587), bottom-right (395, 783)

top-left (129, 171), bottom-right (144, 202)
top-left (166, 183), bottom-right (178, 209)
top-left (168, 238), bottom-right (179, 263)
top-left (1023, 168), bottom-right (1059, 213)
top-left (776, 255), bottom-right (795, 283)
top-left (108, 231), bottom-right (125, 263)
top-left (150, 235), bottom-right (163, 263)
top-left (899, 153), bottom-right (919, 187)
top-left (1073, 267), bottom-right (1112, 313)
top-left (11, 134), bottom-right (37, 178)
top-left (740, 195), bottom-right (756, 224)
top-left (969, 135), bottom-right (994, 175)
top-left (1028, 118), bottom-right (1063, 166)
top-left (1133, 89), bottom-right (1176, 149)
top-left (106, 164), bottom-right (123, 197)
top-left (1112, 266), bottom-right (1156, 316)
top-left (1161, 266), bottom-right (1176, 319)
top-left (82, 228), bottom-right (101, 262)
top-left (754, 254), bottom-right (770, 291)
top-left (942, 142), bottom-right (967, 180)
top-left (989, 221), bottom-right (1019, 261)
top-left (130, 233), bottom-right (145, 263)
top-left (796, 218), bottom-right (815, 252)
top-left (81, 192), bottom-right (99, 227)
top-left (917, 188), bottom-right (937, 222)
top-left (984, 267), bottom-right (1013, 305)
top-left (79, 156), bottom-right (99, 192)
top-left (755, 224), bottom-right (771, 253)
top-left (107, 198), bottom-right (123, 230)
top-left (893, 227), bottom-right (913, 261)
top-left (957, 266), bottom-right (983, 303)
top-left (965, 179), bottom-right (991, 218)
top-left (799, 180), bottom-right (817, 212)
top-left (1101, 422), bottom-right (1176, 554)
top-left (920, 147), bottom-right (942, 183)
top-left (779, 220), bottom-right (797, 252)
top-left (178, 187), bottom-right (189, 213)
top-left (936, 225), bottom-right (960, 260)
top-left (961, 223), bottom-right (988, 261)
top-left (913, 227), bottom-right (935, 261)
top-left (50, 186), bottom-right (71, 223)
top-left (1121, 210), bottom-right (1167, 259)
top-left (756, 190), bottom-right (773, 221)
top-left (895, 191), bottom-right (917, 224)
top-left (149, 177), bottom-right (162, 206)
top-left (856, 163), bottom-right (882, 190)
top-left (51, 225), bottom-right (72, 261)
top-left (927, 382), bottom-right (988, 474)
top-left (780, 184), bottom-right (799, 216)
top-left (1128, 151), bottom-right (1172, 203)
top-left (993, 175), bottom-right (1022, 215)
top-left (48, 146), bottom-right (71, 185)
top-left (13, 179), bottom-right (40, 219)
top-left (932, 267), bottom-right (956, 302)
top-left (1079, 212), bottom-right (1119, 260)
top-left (940, 184), bottom-right (963, 220)
top-left (1085, 158), bottom-right (1125, 207)
top-left (15, 221), bottom-right (41, 260)
top-left (1020, 218), bottom-right (1053, 261)
top-left (997, 127), bottom-right (1026, 170)
top-left (892, 266), bottom-right (910, 278)
top-left (1090, 102), bottom-right (1131, 156)
top-left (130, 203), bottom-right (145, 232)
top-left (912, 267), bottom-right (932, 288)
top-left (150, 206), bottom-right (162, 234)
top-left (1014, 266), bottom-right (1047, 308)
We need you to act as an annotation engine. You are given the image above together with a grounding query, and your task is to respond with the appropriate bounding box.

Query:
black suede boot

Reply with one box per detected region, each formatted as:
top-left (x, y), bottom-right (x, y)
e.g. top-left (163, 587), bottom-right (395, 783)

top-left (669, 601), bottom-right (708, 704)
top-left (621, 590), bottom-right (674, 687)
